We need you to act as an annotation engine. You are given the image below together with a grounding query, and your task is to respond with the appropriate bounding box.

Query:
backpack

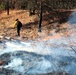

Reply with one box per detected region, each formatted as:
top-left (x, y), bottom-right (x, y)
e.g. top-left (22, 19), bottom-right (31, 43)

top-left (18, 21), bottom-right (22, 27)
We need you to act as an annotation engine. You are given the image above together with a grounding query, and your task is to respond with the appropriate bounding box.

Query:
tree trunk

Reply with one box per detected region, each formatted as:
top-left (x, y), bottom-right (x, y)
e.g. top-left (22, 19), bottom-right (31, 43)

top-left (38, 2), bottom-right (42, 32)
top-left (6, 1), bottom-right (9, 15)
top-left (29, 8), bottom-right (32, 16)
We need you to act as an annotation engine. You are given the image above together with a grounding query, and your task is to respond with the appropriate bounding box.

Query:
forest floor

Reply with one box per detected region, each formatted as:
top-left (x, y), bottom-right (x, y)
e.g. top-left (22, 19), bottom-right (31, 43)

top-left (0, 9), bottom-right (74, 41)
top-left (0, 9), bottom-right (76, 75)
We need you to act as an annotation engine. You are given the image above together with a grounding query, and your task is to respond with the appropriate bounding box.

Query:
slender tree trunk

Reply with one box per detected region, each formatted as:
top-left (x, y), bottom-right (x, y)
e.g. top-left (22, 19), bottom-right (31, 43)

top-left (29, 8), bottom-right (32, 16)
top-left (6, 1), bottom-right (9, 15)
top-left (33, 9), bottom-right (35, 15)
top-left (38, 2), bottom-right (42, 32)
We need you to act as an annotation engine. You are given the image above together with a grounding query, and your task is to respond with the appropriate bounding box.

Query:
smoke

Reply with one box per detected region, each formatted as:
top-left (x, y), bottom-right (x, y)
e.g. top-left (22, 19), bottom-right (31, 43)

top-left (0, 29), bottom-right (76, 74)
top-left (4, 58), bottom-right (24, 73)
top-left (68, 11), bottom-right (76, 24)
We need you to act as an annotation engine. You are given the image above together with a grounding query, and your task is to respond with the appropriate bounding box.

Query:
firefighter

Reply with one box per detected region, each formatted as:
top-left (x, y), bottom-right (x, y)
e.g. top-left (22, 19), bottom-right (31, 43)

top-left (14, 19), bottom-right (22, 36)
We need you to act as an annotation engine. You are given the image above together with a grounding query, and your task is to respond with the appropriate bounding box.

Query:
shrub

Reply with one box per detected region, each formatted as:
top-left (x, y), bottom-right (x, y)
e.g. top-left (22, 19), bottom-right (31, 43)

top-left (0, 2), bottom-right (5, 10)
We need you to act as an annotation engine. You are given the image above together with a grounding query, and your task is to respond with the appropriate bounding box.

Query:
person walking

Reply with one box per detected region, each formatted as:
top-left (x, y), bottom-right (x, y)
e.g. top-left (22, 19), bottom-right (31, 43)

top-left (14, 19), bottom-right (22, 36)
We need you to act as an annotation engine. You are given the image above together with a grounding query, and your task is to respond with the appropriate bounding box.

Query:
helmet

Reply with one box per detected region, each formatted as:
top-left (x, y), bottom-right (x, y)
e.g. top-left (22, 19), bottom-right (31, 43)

top-left (15, 19), bottom-right (18, 21)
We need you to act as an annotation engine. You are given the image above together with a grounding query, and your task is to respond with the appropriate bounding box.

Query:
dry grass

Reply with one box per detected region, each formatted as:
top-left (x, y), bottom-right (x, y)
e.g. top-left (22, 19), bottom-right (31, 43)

top-left (0, 10), bottom-right (39, 40)
top-left (0, 9), bottom-right (70, 41)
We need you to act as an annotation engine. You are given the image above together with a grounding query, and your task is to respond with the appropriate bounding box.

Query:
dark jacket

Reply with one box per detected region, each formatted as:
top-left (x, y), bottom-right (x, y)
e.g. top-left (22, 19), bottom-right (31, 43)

top-left (17, 21), bottom-right (22, 29)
